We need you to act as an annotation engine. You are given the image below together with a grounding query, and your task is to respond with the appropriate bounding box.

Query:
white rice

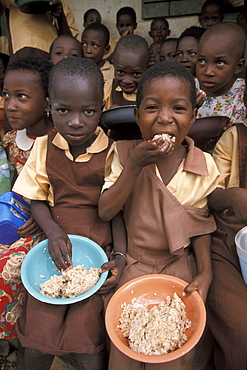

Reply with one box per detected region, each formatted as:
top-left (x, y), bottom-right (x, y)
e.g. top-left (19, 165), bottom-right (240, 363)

top-left (40, 265), bottom-right (100, 299)
top-left (119, 292), bottom-right (191, 355)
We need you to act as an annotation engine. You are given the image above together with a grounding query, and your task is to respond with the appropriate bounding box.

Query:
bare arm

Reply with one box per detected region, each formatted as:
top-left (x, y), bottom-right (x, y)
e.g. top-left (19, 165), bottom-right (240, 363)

top-left (208, 187), bottom-right (247, 224)
top-left (99, 137), bottom-right (174, 221)
top-left (183, 234), bottom-right (212, 303)
top-left (99, 211), bottom-right (127, 294)
top-left (31, 200), bottom-right (72, 270)
top-left (50, 0), bottom-right (71, 35)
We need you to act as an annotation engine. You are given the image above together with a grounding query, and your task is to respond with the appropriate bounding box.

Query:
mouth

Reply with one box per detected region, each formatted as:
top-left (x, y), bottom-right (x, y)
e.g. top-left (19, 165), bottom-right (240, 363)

top-left (66, 133), bottom-right (85, 141)
top-left (121, 85), bottom-right (136, 94)
top-left (153, 133), bottom-right (176, 144)
top-left (201, 81), bottom-right (215, 89)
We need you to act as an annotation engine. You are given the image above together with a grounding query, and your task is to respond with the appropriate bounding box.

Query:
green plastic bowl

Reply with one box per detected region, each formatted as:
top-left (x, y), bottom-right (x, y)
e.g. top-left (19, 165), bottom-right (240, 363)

top-left (15, 0), bottom-right (51, 14)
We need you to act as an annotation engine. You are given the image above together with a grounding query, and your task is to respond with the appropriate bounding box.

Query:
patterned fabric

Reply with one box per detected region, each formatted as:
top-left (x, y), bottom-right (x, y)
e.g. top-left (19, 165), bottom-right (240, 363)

top-left (197, 78), bottom-right (247, 124)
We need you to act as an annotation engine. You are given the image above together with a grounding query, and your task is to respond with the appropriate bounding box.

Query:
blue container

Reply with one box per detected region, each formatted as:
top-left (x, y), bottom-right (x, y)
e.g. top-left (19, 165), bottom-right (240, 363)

top-left (0, 192), bottom-right (30, 244)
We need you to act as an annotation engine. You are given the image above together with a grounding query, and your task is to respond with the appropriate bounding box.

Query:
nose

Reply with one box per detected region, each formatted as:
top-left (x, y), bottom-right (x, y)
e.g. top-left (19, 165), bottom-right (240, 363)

top-left (5, 97), bottom-right (17, 111)
top-left (122, 74), bottom-right (133, 84)
top-left (68, 113), bottom-right (83, 128)
top-left (157, 108), bottom-right (173, 125)
top-left (84, 44), bottom-right (92, 55)
top-left (203, 63), bottom-right (214, 76)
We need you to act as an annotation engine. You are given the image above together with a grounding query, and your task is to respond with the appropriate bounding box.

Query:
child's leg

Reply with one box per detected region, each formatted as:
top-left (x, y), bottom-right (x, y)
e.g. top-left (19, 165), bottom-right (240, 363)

top-left (24, 348), bottom-right (54, 370)
top-left (74, 349), bottom-right (108, 370)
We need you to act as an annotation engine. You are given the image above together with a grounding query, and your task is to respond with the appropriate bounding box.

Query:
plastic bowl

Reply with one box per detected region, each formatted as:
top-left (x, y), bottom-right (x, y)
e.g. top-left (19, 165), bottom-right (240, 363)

top-left (15, 0), bottom-right (50, 14)
top-left (105, 274), bottom-right (206, 363)
top-left (21, 235), bottom-right (108, 305)
top-left (100, 105), bottom-right (137, 130)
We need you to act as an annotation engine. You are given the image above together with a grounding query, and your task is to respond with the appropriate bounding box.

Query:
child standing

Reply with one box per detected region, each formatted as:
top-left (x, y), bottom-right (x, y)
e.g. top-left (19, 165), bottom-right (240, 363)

top-left (206, 66), bottom-right (247, 370)
top-left (13, 57), bottom-right (126, 370)
top-left (199, 0), bottom-right (224, 29)
top-left (49, 34), bottom-right (83, 65)
top-left (99, 61), bottom-right (220, 370)
top-left (81, 22), bottom-right (114, 82)
top-left (149, 17), bottom-right (170, 43)
top-left (0, 56), bottom-right (53, 339)
top-left (176, 26), bottom-right (205, 76)
top-left (83, 8), bottom-right (101, 28)
top-left (196, 21), bottom-right (246, 125)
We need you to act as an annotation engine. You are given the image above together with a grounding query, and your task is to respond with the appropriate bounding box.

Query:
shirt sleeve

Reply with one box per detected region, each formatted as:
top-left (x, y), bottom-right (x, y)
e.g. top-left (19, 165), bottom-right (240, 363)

top-left (102, 141), bottom-right (123, 192)
top-left (12, 136), bottom-right (54, 205)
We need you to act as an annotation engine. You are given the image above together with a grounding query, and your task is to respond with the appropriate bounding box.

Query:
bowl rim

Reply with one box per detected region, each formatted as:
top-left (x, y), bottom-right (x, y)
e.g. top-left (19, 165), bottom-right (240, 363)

top-left (21, 235), bottom-right (108, 305)
top-left (105, 274), bottom-right (206, 363)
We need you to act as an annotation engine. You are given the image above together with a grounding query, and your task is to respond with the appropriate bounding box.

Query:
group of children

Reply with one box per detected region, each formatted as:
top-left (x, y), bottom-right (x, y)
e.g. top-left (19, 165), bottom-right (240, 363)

top-left (0, 1), bottom-right (246, 370)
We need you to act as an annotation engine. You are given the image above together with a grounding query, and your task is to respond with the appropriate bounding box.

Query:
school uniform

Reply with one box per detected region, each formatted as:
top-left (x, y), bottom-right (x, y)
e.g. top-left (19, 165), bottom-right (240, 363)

top-left (207, 120), bottom-right (247, 370)
top-left (13, 128), bottom-right (112, 355)
top-left (100, 60), bottom-right (114, 83)
top-left (103, 137), bottom-right (220, 369)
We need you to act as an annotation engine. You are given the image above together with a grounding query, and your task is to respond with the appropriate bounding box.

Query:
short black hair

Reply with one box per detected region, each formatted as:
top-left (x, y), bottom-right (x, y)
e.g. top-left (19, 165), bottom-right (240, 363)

top-left (82, 22), bottom-right (110, 46)
top-left (160, 37), bottom-right (178, 48)
top-left (201, 0), bottom-right (224, 14)
top-left (116, 6), bottom-right (136, 23)
top-left (49, 57), bottom-right (104, 101)
top-left (136, 61), bottom-right (196, 109)
top-left (114, 34), bottom-right (149, 67)
top-left (0, 53), bottom-right (9, 70)
top-left (83, 8), bottom-right (101, 23)
top-left (178, 26), bottom-right (206, 45)
top-left (6, 56), bottom-right (52, 97)
top-left (150, 17), bottom-right (169, 30)
top-left (49, 34), bottom-right (83, 57)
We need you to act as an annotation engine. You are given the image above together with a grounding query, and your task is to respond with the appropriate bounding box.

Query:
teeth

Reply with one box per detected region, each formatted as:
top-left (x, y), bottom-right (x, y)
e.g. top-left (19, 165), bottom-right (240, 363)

top-left (153, 133), bottom-right (176, 143)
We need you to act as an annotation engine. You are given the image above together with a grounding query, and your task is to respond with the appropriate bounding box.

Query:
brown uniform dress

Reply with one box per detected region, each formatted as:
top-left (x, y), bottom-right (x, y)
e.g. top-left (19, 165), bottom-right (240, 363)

top-left (109, 139), bottom-right (216, 370)
top-left (16, 131), bottom-right (112, 356)
top-left (207, 123), bottom-right (247, 370)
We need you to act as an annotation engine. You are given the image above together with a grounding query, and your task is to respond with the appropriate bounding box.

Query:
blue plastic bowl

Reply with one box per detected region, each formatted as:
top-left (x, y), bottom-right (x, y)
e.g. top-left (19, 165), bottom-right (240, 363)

top-left (21, 235), bottom-right (109, 305)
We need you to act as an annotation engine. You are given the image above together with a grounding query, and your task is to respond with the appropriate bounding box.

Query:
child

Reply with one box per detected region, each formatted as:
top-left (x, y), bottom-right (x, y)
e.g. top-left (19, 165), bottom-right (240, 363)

top-left (159, 37), bottom-right (178, 62)
top-left (83, 8), bottom-right (101, 28)
top-left (206, 66), bottom-right (247, 370)
top-left (148, 41), bottom-right (161, 67)
top-left (199, 0), bottom-right (224, 29)
top-left (81, 22), bottom-right (114, 82)
top-left (176, 26), bottom-right (205, 76)
top-left (49, 34), bottom-right (83, 65)
top-left (0, 56), bottom-right (53, 339)
top-left (149, 17), bottom-right (170, 43)
top-left (103, 34), bottom-right (149, 140)
top-left (104, 34), bottom-right (149, 110)
top-left (104, 6), bottom-right (137, 61)
top-left (12, 57), bottom-right (126, 370)
top-left (196, 21), bottom-right (246, 126)
top-left (99, 61), bottom-right (220, 370)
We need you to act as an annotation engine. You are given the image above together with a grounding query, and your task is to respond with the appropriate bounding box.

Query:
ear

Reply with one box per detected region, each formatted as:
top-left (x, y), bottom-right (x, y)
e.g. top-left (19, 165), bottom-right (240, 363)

top-left (190, 108), bottom-right (198, 127)
top-left (46, 97), bottom-right (51, 112)
top-left (168, 30), bottom-right (171, 37)
top-left (134, 106), bottom-right (139, 126)
top-left (101, 101), bottom-right (106, 111)
top-left (104, 45), bottom-right (110, 56)
top-left (133, 22), bottom-right (137, 31)
top-left (235, 58), bottom-right (245, 74)
top-left (199, 16), bottom-right (202, 26)
top-left (149, 30), bottom-right (152, 38)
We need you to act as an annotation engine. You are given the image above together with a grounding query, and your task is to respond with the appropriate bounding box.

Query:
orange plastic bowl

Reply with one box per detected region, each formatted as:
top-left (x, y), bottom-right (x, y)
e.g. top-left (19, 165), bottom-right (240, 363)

top-left (105, 274), bottom-right (206, 363)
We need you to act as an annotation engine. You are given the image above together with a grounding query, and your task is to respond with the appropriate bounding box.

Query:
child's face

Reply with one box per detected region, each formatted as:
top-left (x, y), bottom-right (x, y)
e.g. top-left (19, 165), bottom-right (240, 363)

top-left (135, 76), bottom-right (196, 153)
top-left (116, 14), bottom-right (137, 37)
top-left (81, 30), bottom-right (109, 68)
top-left (196, 34), bottom-right (245, 97)
top-left (176, 36), bottom-right (199, 76)
top-left (49, 75), bottom-right (103, 153)
top-left (148, 42), bottom-right (161, 67)
top-left (149, 19), bottom-right (170, 43)
top-left (84, 10), bottom-right (101, 28)
top-left (114, 49), bottom-right (147, 95)
top-left (199, 4), bottom-right (223, 29)
top-left (3, 70), bottom-right (47, 131)
top-left (51, 37), bottom-right (82, 65)
top-left (160, 41), bottom-right (177, 62)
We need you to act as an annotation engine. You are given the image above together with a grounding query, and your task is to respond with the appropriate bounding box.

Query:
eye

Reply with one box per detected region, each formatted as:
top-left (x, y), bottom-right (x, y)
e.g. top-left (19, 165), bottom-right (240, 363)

top-left (160, 56), bottom-right (165, 62)
top-left (71, 53), bottom-right (79, 57)
top-left (116, 69), bottom-right (124, 76)
top-left (170, 53), bottom-right (176, 59)
top-left (189, 51), bottom-right (197, 57)
top-left (174, 105), bottom-right (186, 111)
top-left (18, 93), bottom-right (28, 99)
top-left (145, 104), bottom-right (158, 110)
top-left (55, 51), bottom-right (62, 55)
top-left (3, 91), bottom-right (9, 98)
top-left (81, 42), bottom-right (86, 47)
top-left (133, 72), bottom-right (141, 78)
top-left (93, 43), bottom-right (99, 49)
top-left (84, 109), bottom-right (95, 116)
top-left (176, 52), bottom-right (182, 58)
top-left (217, 60), bottom-right (225, 66)
top-left (198, 58), bottom-right (205, 66)
top-left (58, 108), bottom-right (69, 114)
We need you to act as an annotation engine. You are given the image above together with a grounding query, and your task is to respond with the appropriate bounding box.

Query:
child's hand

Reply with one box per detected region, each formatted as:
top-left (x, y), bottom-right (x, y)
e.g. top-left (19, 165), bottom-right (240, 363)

top-left (195, 89), bottom-right (206, 109)
top-left (122, 26), bottom-right (134, 37)
top-left (49, 0), bottom-right (63, 18)
top-left (182, 271), bottom-right (213, 303)
top-left (48, 229), bottom-right (72, 271)
top-left (97, 257), bottom-right (126, 294)
top-left (130, 137), bottom-right (174, 169)
top-left (18, 215), bottom-right (42, 238)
